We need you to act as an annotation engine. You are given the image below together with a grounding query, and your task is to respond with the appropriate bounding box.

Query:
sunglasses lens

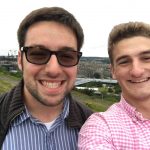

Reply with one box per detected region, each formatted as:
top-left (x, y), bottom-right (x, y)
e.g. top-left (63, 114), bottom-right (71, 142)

top-left (22, 46), bottom-right (82, 66)
top-left (58, 50), bottom-right (80, 67)
top-left (26, 47), bottom-right (49, 64)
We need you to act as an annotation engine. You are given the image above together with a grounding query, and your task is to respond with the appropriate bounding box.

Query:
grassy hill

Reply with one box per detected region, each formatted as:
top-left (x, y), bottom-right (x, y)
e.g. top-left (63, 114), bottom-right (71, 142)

top-left (0, 68), bottom-right (20, 94)
top-left (0, 68), bottom-right (118, 111)
top-left (71, 90), bottom-right (118, 112)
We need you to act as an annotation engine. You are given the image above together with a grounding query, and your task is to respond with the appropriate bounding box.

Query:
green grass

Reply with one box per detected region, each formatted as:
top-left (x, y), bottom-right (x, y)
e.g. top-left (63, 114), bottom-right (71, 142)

top-left (71, 90), bottom-right (119, 112)
top-left (0, 69), bottom-right (20, 94)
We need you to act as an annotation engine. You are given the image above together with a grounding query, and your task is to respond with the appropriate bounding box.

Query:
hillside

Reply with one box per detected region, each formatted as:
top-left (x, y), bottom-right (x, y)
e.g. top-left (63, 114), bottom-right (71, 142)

top-left (0, 69), bottom-right (20, 94)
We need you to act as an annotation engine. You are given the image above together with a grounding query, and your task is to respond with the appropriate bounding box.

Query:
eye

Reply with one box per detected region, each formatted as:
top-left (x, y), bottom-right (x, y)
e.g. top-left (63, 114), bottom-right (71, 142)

top-left (60, 51), bottom-right (75, 60)
top-left (30, 51), bottom-right (42, 55)
top-left (62, 53), bottom-right (74, 59)
top-left (142, 56), bottom-right (150, 61)
top-left (29, 47), bottom-right (48, 56)
top-left (117, 59), bottom-right (129, 65)
top-left (29, 51), bottom-right (46, 57)
top-left (119, 60), bottom-right (128, 64)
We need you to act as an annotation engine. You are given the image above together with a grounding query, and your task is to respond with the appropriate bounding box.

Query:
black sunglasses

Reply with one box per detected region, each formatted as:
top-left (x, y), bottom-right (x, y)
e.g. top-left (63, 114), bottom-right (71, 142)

top-left (20, 46), bottom-right (82, 67)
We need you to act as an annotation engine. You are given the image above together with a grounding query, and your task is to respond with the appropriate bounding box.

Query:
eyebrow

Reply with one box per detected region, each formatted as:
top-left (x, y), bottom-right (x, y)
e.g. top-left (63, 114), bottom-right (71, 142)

top-left (140, 50), bottom-right (150, 56)
top-left (58, 46), bottom-right (77, 51)
top-left (26, 45), bottom-right (77, 51)
top-left (115, 49), bottom-right (150, 63)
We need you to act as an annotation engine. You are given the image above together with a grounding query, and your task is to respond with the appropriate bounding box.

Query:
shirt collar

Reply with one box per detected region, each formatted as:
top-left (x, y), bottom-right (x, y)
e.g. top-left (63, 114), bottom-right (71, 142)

top-left (61, 97), bottom-right (70, 119)
top-left (11, 98), bottom-right (70, 127)
top-left (10, 106), bottom-right (30, 127)
top-left (120, 95), bottom-right (148, 121)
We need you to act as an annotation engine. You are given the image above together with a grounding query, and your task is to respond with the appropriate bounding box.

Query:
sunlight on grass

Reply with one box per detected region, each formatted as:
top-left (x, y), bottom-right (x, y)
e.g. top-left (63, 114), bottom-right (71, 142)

top-left (71, 90), bottom-right (119, 112)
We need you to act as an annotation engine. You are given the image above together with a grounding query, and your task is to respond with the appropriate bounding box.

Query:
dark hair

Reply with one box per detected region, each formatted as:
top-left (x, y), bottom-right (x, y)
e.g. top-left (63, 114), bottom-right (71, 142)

top-left (17, 7), bottom-right (84, 51)
top-left (108, 21), bottom-right (150, 64)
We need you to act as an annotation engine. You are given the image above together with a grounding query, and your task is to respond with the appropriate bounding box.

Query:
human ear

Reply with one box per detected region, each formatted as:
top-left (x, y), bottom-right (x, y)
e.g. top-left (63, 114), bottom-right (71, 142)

top-left (110, 64), bottom-right (116, 79)
top-left (17, 50), bottom-right (23, 71)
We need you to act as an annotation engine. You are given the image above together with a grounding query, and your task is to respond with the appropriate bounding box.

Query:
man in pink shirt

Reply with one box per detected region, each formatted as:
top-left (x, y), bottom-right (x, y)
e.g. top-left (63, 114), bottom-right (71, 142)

top-left (78, 22), bottom-right (150, 150)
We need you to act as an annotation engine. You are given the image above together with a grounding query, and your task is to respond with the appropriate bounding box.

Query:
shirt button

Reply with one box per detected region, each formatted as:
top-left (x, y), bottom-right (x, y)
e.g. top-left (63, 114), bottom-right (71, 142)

top-left (132, 117), bottom-right (137, 123)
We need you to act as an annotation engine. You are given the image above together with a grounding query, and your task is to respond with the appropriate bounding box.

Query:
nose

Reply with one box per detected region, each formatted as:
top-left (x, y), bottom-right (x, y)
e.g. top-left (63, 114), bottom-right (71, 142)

top-left (129, 61), bottom-right (144, 77)
top-left (44, 54), bottom-right (62, 75)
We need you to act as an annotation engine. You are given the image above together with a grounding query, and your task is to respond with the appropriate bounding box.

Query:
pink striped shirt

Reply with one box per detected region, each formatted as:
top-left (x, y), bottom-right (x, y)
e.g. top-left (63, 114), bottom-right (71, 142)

top-left (78, 96), bottom-right (150, 150)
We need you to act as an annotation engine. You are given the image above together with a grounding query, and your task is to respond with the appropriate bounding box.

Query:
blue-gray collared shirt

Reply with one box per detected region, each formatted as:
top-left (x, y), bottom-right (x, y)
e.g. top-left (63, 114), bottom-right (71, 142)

top-left (2, 99), bottom-right (79, 150)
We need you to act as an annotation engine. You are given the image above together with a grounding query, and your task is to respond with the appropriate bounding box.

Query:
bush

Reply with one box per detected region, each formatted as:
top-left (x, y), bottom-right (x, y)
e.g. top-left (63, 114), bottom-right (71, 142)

top-left (74, 88), bottom-right (95, 96)
top-left (10, 71), bottom-right (22, 78)
top-left (77, 81), bottom-right (103, 87)
top-left (0, 67), bottom-right (22, 78)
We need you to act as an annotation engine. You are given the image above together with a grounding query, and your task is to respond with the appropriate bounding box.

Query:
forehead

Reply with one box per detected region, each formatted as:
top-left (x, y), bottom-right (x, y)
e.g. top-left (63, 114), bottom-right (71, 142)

top-left (25, 21), bottom-right (77, 49)
top-left (112, 36), bottom-right (150, 61)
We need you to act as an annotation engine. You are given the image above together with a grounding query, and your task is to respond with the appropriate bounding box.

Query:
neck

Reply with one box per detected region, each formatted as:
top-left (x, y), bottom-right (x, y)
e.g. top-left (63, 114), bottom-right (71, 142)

top-left (28, 104), bottom-right (63, 123)
top-left (136, 101), bottom-right (150, 119)
top-left (24, 98), bottom-right (63, 123)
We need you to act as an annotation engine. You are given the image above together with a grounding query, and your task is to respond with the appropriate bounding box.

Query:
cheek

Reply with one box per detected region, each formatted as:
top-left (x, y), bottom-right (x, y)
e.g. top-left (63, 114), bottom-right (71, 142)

top-left (114, 69), bottom-right (127, 81)
top-left (65, 67), bottom-right (77, 79)
top-left (22, 62), bottom-right (40, 78)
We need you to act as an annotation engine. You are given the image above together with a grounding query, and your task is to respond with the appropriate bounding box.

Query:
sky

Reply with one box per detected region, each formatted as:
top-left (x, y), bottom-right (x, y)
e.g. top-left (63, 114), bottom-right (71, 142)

top-left (0, 0), bottom-right (150, 57)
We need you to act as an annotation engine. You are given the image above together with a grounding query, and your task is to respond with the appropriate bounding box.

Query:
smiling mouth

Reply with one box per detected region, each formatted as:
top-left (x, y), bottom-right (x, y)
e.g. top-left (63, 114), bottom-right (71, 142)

top-left (129, 78), bottom-right (150, 83)
top-left (41, 81), bottom-right (62, 88)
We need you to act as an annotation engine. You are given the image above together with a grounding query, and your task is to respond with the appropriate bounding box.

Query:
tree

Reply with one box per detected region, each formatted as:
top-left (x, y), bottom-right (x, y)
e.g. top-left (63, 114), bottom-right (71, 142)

top-left (114, 84), bottom-right (121, 94)
top-left (93, 72), bottom-right (100, 78)
top-left (99, 85), bottom-right (108, 100)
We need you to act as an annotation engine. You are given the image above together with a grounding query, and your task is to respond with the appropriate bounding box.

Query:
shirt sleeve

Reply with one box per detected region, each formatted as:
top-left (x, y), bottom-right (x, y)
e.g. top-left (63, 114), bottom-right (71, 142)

top-left (78, 113), bottom-right (116, 150)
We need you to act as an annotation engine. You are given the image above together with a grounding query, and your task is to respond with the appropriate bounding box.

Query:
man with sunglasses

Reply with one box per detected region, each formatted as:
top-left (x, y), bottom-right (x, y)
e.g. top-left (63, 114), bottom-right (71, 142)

top-left (0, 7), bottom-right (93, 150)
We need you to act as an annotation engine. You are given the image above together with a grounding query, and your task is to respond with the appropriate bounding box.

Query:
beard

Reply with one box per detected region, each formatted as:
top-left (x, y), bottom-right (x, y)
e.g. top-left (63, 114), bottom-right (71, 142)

top-left (25, 82), bottom-right (66, 107)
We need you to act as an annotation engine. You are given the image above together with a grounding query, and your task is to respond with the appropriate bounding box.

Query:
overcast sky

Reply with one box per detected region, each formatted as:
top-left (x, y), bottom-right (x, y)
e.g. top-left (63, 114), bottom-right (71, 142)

top-left (0, 0), bottom-right (150, 57)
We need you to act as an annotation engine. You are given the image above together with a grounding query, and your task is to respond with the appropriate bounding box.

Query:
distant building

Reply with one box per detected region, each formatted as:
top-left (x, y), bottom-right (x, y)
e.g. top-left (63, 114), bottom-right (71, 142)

top-left (78, 57), bottom-right (111, 79)
top-left (0, 55), bottom-right (18, 71)
top-left (0, 55), bottom-right (111, 78)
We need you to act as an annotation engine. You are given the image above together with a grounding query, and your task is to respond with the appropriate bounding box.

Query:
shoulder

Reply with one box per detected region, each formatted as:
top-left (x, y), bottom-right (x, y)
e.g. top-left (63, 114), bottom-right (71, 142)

top-left (78, 103), bottom-right (121, 139)
top-left (0, 91), bottom-right (10, 105)
top-left (88, 102), bottom-right (126, 123)
top-left (0, 80), bottom-right (24, 114)
top-left (81, 101), bottom-right (130, 131)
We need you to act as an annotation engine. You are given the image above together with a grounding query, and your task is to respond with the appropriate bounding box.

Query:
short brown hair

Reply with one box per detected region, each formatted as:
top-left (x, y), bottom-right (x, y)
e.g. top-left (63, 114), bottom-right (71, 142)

top-left (108, 21), bottom-right (150, 64)
top-left (17, 7), bottom-right (84, 51)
